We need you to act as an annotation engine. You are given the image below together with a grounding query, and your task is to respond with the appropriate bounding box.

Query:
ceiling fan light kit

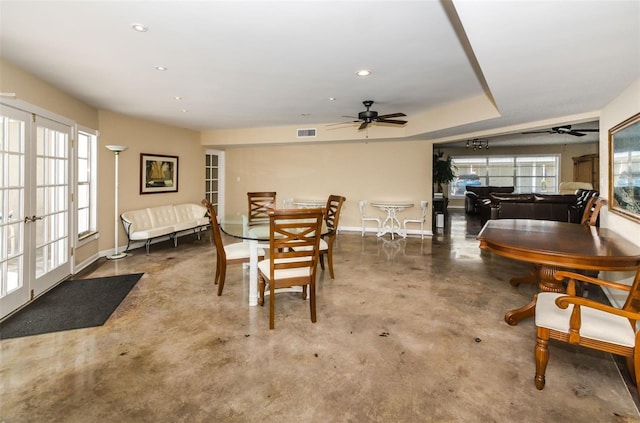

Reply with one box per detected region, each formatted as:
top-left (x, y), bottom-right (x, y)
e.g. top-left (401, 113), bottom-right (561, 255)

top-left (345, 100), bottom-right (408, 131)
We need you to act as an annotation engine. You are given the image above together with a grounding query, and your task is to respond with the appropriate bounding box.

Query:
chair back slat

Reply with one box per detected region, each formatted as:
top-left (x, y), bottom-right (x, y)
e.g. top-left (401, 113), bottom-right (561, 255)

top-left (269, 208), bottom-right (324, 279)
top-left (324, 195), bottom-right (346, 232)
top-left (247, 191), bottom-right (277, 224)
top-left (581, 197), bottom-right (607, 226)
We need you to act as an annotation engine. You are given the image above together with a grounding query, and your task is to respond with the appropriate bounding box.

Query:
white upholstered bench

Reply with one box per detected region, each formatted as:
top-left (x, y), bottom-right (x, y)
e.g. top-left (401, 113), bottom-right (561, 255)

top-left (120, 203), bottom-right (209, 254)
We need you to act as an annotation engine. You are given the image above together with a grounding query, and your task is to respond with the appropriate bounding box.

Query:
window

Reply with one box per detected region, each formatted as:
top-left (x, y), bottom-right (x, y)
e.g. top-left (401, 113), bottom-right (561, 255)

top-left (450, 154), bottom-right (560, 196)
top-left (76, 127), bottom-right (98, 241)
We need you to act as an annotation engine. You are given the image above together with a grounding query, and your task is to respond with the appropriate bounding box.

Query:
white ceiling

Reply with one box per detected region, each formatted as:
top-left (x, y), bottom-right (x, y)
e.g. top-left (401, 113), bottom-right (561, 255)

top-left (1, 1), bottom-right (638, 147)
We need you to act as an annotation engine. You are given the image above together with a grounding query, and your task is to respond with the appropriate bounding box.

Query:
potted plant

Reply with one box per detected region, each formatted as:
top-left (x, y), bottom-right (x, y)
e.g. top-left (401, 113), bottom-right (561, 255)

top-left (433, 153), bottom-right (456, 194)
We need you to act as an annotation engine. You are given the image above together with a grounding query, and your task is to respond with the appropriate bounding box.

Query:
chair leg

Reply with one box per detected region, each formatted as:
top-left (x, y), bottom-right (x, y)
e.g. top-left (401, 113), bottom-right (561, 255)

top-left (269, 283), bottom-right (276, 330)
top-left (214, 258), bottom-right (221, 285)
top-left (327, 241), bottom-right (335, 279)
top-left (258, 275), bottom-right (265, 307)
top-left (309, 282), bottom-right (316, 323)
top-left (327, 251), bottom-right (334, 279)
top-left (217, 261), bottom-right (227, 296)
top-left (534, 327), bottom-right (550, 390)
top-left (632, 351), bottom-right (640, 396)
top-left (319, 253), bottom-right (325, 270)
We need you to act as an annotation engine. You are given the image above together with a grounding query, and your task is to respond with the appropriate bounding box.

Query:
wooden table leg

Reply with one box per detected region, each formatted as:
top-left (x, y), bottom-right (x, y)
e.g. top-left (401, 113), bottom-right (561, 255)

top-left (504, 264), bottom-right (563, 326)
top-left (505, 297), bottom-right (536, 325)
top-left (509, 265), bottom-right (539, 287)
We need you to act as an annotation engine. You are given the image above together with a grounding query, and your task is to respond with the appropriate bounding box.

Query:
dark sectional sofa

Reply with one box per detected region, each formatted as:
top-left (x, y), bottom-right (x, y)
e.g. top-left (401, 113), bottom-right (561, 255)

top-left (465, 186), bottom-right (514, 213)
top-left (480, 189), bottom-right (600, 225)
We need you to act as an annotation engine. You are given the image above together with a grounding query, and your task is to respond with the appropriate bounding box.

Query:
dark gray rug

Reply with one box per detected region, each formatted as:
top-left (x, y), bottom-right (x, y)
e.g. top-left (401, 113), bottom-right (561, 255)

top-left (0, 273), bottom-right (143, 340)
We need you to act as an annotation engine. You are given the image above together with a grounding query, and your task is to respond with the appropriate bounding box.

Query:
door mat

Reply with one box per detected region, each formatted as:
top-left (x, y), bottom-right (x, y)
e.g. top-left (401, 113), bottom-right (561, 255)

top-left (0, 273), bottom-right (143, 340)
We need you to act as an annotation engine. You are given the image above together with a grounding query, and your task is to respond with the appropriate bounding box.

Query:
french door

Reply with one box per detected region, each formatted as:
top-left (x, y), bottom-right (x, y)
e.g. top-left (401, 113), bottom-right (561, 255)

top-left (1, 104), bottom-right (72, 319)
top-left (205, 149), bottom-right (224, 217)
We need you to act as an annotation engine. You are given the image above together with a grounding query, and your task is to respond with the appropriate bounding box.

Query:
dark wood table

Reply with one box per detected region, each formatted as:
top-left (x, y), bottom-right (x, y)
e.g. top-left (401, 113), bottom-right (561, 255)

top-left (477, 219), bottom-right (640, 325)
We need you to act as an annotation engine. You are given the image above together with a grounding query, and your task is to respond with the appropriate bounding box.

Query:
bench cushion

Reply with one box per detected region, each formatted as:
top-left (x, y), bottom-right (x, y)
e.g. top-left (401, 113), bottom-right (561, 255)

top-left (174, 203), bottom-right (209, 226)
top-left (121, 203), bottom-right (209, 245)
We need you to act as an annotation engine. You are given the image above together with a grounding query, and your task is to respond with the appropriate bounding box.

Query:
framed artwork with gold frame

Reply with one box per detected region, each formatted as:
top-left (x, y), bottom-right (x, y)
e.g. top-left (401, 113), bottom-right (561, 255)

top-left (608, 112), bottom-right (640, 222)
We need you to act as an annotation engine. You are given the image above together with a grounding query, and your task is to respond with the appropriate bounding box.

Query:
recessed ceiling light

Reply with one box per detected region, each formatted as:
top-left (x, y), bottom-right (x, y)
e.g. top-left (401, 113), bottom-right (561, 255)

top-left (300, 113), bottom-right (310, 117)
top-left (131, 23), bottom-right (148, 32)
top-left (181, 109), bottom-right (188, 113)
top-left (174, 96), bottom-right (183, 100)
top-left (329, 97), bottom-right (336, 101)
top-left (356, 70), bottom-right (371, 77)
top-left (155, 66), bottom-right (168, 71)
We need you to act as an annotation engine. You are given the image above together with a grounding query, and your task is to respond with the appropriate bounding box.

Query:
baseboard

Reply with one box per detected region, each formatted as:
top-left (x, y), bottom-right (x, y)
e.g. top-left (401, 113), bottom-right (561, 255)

top-left (74, 252), bottom-right (101, 274)
top-left (337, 225), bottom-right (433, 238)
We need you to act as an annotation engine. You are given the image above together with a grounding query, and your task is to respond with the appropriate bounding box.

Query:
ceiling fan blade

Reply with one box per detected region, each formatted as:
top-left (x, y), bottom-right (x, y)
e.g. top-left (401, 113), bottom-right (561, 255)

top-left (326, 121), bottom-right (357, 127)
top-left (377, 112), bottom-right (406, 119)
top-left (358, 121), bottom-right (369, 130)
top-left (568, 131), bottom-right (587, 137)
top-left (377, 119), bottom-right (407, 125)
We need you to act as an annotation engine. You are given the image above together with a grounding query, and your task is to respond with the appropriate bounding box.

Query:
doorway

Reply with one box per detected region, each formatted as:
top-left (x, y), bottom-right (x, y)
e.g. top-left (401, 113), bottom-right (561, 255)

top-left (1, 103), bottom-right (72, 319)
top-left (205, 149), bottom-right (224, 217)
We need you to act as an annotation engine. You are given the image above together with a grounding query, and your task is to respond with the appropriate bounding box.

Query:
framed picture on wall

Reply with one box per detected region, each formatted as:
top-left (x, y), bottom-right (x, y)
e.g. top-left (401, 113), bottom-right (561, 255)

top-left (608, 112), bottom-right (640, 223)
top-left (140, 153), bottom-right (179, 194)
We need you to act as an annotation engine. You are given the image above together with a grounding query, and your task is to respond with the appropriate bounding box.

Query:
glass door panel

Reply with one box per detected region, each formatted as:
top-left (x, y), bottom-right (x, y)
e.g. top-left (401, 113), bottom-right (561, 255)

top-left (0, 105), bottom-right (28, 318)
top-left (32, 116), bottom-right (71, 295)
top-left (205, 150), bottom-right (224, 216)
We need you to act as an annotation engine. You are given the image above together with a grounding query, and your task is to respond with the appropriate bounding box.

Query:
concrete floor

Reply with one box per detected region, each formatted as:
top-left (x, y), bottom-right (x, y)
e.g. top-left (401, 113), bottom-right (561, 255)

top-left (1, 211), bottom-right (639, 422)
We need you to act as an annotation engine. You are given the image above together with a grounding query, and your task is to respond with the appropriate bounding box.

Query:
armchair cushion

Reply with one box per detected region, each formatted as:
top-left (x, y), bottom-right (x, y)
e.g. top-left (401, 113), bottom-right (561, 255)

top-left (536, 292), bottom-right (635, 348)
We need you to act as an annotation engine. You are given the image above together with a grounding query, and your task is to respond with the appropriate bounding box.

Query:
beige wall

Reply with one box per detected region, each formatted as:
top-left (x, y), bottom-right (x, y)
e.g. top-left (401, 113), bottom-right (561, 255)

top-left (600, 77), bottom-right (640, 245)
top-left (0, 59), bottom-right (98, 129)
top-left (223, 140), bottom-right (433, 229)
top-left (98, 111), bottom-right (204, 253)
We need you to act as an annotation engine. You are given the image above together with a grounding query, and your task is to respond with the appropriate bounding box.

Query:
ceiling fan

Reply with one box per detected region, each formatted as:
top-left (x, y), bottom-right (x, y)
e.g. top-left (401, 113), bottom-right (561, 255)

top-left (521, 125), bottom-right (599, 137)
top-left (339, 100), bottom-right (407, 130)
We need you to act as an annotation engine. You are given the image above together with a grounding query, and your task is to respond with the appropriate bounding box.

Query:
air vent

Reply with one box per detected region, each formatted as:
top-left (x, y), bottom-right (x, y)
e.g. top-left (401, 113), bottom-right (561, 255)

top-left (297, 128), bottom-right (317, 138)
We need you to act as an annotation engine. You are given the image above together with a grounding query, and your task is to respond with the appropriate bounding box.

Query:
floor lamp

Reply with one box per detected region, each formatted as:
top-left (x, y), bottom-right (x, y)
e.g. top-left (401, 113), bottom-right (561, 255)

top-left (105, 145), bottom-right (128, 260)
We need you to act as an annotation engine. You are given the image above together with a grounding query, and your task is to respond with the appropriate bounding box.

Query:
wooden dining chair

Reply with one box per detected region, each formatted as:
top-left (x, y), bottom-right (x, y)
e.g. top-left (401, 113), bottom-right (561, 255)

top-left (534, 268), bottom-right (640, 395)
top-left (581, 196), bottom-right (607, 226)
top-left (202, 199), bottom-right (265, 296)
top-left (318, 195), bottom-right (346, 279)
top-left (257, 208), bottom-right (324, 329)
top-left (291, 195), bottom-right (345, 278)
top-left (247, 191), bottom-right (277, 224)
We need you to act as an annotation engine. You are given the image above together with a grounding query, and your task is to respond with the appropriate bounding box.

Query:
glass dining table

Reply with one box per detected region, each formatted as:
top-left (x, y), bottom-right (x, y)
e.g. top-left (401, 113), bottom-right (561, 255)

top-left (219, 213), bottom-right (329, 306)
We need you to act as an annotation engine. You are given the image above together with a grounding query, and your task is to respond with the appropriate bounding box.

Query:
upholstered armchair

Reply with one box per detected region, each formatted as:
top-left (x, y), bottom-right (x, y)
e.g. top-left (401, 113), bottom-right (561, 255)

top-left (534, 268), bottom-right (640, 394)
